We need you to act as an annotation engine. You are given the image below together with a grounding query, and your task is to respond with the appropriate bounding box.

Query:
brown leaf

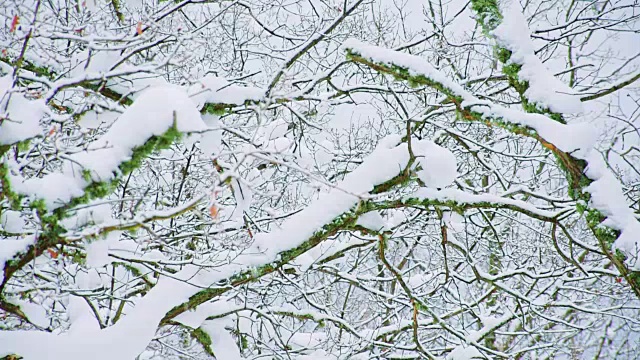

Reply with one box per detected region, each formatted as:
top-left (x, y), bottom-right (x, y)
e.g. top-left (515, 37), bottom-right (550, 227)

top-left (47, 248), bottom-right (59, 259)
top-left (10, 15), bottom-right (19, 33)
top-left (208, 204), bottom-right (219, 218)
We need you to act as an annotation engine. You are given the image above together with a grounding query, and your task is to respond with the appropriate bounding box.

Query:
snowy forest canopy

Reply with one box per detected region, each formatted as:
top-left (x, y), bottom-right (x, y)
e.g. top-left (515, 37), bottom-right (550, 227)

top-left (0, 0), bottom-right (639, 358)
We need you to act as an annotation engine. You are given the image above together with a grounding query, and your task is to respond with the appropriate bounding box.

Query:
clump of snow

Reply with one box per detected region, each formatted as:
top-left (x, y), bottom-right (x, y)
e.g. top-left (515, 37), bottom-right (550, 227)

top-left (14, 172), bottom-right (85, 210)
top-left (69, 50), bottom-right (121, 79)
top-left (265, 137), bottom-right (293, 153)
top-left (0, 74), bottom-right (47, 145)
top-left (188, 75), bottom-right (264, 109)
top-left (492, 5), bottom-right (583, 114)
top-left (198, 114), bottom-right (223, 156)
top-left (446, 345), bottom-right (483, 360)
top-left (585, 153), bottom-right (640, 268)
top-left (1, 210), bottom-right (25, 233)
top-left (356, 211), bottom-right (387, 231)
top-left (62, 202), bottom-right (113, 230)
top-left (230, 179), bottom-right (253, 220)
top-left (85, 231), bottom-right (121, 268)
top-left (173, 298), bottom-right (235, 328)
top-left (413, 139), bottom-right (457, 188)
top-left (201, 319), bottom-right (243, 360)
top-left (67, 295), bottom-right (100, 333)
top-left (10, 298), bottom-right (48, 328)
top-left (443, 211), bottom-right (465, 232)
top-left (78, 110), bottom-right (120, 130)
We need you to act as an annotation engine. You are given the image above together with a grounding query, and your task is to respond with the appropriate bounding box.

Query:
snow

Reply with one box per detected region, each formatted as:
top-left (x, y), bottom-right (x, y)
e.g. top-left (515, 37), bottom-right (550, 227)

top-left (0, 235), bottom-right (36, 284)
top-left (294, 236), bottom-right (369, 271)
top-left (201, 319), bottom-right (243, 360)
top-left (584, 153), bottom-right (640, 268)
top-left (198, 114), bottom-right (223, 156)
top-left (343, 39), bottom-right (640, 269)
top-left (230, 179), bottom-right (253, 220)
top-left (445, 345), bottom-right (483, 360)
top-left (356, 211), bottom-right (387, 231)
top-left (10, 86), bottom-right (207, 210)
top-left (258, 118), bottom-right (289, 141)
top-left (67, 295), bottom-right (100, 333)
top-left (10, 298), bottom-right (48, 328)
top-left (492, 5), bottom-right (583, 114)
top-left (15, 172), bottom-right (86, 210)
top-left (61, 202), bottom-right (113, 230)
top-left (344, 39), bottom-right (597, 152)
top-left (78, 110), bottom-right (120, 130)
top-left (188, 75), bottom-right (264, 109)
top-left (0, 210), bottom-right (25, 233)
top-left (443, 211), bottom-right (465, 232)
top-left (413, 188), bottom-right (561, 219)
top-left (69, 50), bottom-right (121, 79)
top-left (265, 137), bottom-right (294, 153)
top-left (413, 139), bottom-right (458, 188)
top-left (85, 231), bottom-right (121, 268)
top-left (2, 5), bottom-right (638, 357)
top-left (296, 350), bottom-right (337, 360)
top-left (0, 74), bottom-right (47, 145)
top-left (173, 300), bottom-right (233, 328)
top-left (343, 39), bottom-right (594, 154)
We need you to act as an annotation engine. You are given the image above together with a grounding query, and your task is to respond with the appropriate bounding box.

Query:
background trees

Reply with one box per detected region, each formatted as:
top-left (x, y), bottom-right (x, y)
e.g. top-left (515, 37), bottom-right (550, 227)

top-left (0, 0), bottom-right (639, 358)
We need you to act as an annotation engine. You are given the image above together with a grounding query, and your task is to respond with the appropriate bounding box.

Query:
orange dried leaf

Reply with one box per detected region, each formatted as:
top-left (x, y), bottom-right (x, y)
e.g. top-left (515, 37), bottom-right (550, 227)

top-left (208, 204), bottom-right (219, 218)
top-left (10, 15), bottom-right (19, 33)
top-left (47, 249), bottom-right (59, 259)
top-left (136, 22), bottom-right (143, 35)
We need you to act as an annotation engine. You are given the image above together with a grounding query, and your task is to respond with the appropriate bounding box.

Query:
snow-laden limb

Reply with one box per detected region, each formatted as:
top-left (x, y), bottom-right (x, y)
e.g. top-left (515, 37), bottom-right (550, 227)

top-left (64, 195), bottom-right (206, 241)
top-left (0, 136), bottom-right (414, 360)
top-left (343, 40), bottom-right (640, 277)
top-left (470, 1), bottom-right (640, 271)
top-left (343, 39), bottom-right (594, 155)
top-left (584, 150), bottom-right (640, 268)
top-left (411, 188), bottom-right (565, 221)
top-left (249, 135), bottom-right (409, 258)
top-left (492, 5), bottom-right (583, 114)
top-left (9, 85), bottom-right (206, 210)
